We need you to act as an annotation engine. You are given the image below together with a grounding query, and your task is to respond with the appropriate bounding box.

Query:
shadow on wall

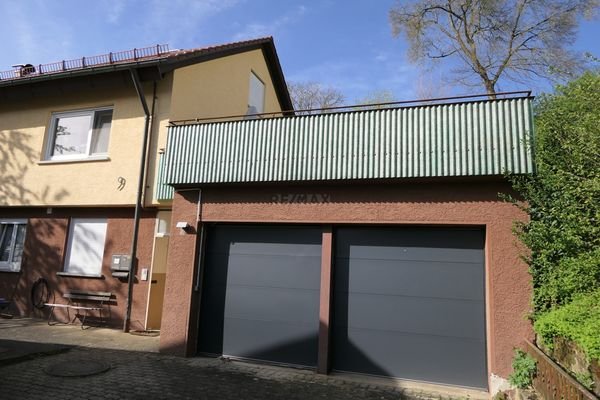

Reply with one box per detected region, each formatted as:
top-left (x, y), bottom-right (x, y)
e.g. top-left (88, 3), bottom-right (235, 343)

top-left (0, 129), bottom-right (69, 319)
top-left (0, 219), bottom-right (117, 321)
top-left (0, 130), bottom-right (69, 206)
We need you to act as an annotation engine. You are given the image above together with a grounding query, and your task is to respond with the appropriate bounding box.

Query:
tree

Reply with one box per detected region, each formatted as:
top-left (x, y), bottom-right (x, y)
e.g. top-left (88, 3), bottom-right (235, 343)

top-left (287, 82), bottom-right (345, 115)
top-left (389, 0), bottom-right (598, 95)
top-left (509, 72), bottom-right (600, 313)
top-left (356, 90), bottom-right (397, 109)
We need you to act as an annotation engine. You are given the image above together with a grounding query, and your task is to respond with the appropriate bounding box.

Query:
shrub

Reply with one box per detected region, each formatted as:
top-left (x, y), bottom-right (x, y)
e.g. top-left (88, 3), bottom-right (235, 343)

top-left (510, 71), bottom-right (600, 313)
top-left (509, 350), bottom-right (537, 389)
top-left (534, 289), bottom-right (600, 362)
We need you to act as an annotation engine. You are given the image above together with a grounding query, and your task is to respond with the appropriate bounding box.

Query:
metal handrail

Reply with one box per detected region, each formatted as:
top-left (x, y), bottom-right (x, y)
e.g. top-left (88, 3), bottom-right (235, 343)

top-left (169, 90), bottom-right (533, 126)
top-left (0, 44), bottom-right (170, 81)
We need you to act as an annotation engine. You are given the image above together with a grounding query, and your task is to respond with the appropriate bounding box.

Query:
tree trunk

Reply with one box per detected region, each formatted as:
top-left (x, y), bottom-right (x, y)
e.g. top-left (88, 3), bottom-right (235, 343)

top-left (484, 80), bottom-right (497, 99)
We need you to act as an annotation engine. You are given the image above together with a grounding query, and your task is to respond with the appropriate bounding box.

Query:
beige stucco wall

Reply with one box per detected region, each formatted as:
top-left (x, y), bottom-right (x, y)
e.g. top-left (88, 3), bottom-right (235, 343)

top-left (0, 77), bottom-right (168, 207)
top-left (0, 49), bottom-right (286, 207)
top-left (169, 49), bottom-right (283, 122)
top-left (147, 49), bottom-right (284, 206)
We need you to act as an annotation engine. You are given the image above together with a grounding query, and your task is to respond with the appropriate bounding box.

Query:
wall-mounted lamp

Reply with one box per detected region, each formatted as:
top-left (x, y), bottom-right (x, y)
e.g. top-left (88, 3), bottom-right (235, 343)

top-left (176, 221), bottom-right (193, 233)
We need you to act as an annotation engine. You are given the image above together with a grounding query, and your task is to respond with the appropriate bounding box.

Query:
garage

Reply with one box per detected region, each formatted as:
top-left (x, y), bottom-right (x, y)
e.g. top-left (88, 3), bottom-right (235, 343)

top-left (197, 225), bottom-right (322, 367)
top-left (332, 226), bottom-right (487, 389)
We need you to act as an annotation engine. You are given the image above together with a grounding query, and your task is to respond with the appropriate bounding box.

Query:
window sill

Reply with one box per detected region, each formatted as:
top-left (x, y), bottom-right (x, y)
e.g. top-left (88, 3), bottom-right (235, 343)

top-left (56, 272), bottom-right (105, 279)
top-left (0, 269), bottom-right (21, 274)
top-left (38, 156), bottom-right (110, 165)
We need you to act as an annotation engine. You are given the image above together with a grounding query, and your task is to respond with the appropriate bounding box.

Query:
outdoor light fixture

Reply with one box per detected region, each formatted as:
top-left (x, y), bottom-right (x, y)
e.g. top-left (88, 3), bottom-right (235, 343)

top-left (176, 221), bottom-right (192, 233)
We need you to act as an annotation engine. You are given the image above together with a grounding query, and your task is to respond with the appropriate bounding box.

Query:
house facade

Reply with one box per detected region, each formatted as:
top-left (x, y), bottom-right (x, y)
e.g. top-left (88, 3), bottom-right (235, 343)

top-left (157, 96), bottom-right (535, 394)
top-left (0, 37), bottom-right (292, 331)
top-left (1, 35), bottom-right (535, 395)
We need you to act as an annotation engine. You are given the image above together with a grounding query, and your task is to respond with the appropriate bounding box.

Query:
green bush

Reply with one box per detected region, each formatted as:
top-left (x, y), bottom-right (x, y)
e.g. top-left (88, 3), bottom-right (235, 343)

top-left (509, 350), bottom-right (537, 389)
top-left (510, 72), bottom-right (600, 313)
top-left (534, 289), bottom-right (600, 362)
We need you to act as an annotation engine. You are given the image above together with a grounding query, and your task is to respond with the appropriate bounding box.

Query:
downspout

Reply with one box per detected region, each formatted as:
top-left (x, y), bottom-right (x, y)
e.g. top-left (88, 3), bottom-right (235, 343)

top-left (124, 68), bottom-right (153, 332)
top-left (141, 82), bottom-right (158, 210)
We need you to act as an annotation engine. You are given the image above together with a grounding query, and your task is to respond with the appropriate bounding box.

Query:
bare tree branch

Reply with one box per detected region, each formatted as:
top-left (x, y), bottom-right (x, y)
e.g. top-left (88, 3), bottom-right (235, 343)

top-left (390, 0), bottom-right (599, 94)
top-left (287, 82), bottom-right (346, 115)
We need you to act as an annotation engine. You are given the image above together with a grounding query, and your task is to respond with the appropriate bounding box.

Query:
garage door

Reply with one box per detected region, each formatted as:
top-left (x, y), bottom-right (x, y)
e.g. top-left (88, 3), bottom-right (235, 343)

top-left (332, 227), bottom-right (487, 389)
top-left (197, 225), bottom-right (322, 367)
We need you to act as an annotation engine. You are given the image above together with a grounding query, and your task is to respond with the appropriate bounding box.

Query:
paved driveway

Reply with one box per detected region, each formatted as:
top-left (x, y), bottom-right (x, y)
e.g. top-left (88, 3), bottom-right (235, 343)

top-left (0, 319), bottom-right (479, 399)
top-left (0, 347), bottom-right (419, 400)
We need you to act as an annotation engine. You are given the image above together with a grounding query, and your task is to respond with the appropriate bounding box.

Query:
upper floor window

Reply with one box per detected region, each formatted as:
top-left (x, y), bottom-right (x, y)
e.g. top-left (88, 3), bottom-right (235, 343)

top-left (0, 219), bottom-right (27, 272)
top-left (248, 72), bottom-right (265, 115)
top-left (46, 108), bottom-right (113, 160)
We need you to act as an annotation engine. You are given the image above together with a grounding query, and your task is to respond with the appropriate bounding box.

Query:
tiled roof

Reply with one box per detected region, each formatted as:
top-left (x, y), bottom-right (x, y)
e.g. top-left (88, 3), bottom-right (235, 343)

top-left (0, 37), bottom-right (274, 83)
top-left (167, 37), bottom-right (274, 58)
top-left (0, 37), bottom-right (293, 111)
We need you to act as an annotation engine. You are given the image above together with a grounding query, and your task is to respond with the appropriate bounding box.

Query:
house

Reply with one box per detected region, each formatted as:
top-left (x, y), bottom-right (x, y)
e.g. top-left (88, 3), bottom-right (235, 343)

top-left (1, 34), bottom-right (535, 396)
top-left (157, 94), bottom-right (535, 394)
top-left (0, 37), bottom-right (293, 331)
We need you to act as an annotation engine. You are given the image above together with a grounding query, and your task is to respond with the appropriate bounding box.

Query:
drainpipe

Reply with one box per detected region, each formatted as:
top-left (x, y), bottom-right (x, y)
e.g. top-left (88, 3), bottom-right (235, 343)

top-left (124, 68), bottom-right (153, 332)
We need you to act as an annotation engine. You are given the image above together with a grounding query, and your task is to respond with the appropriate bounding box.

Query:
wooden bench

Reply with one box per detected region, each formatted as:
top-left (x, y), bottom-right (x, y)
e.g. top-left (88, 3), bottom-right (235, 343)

top-left (45, 290), bottom-right (112, 329)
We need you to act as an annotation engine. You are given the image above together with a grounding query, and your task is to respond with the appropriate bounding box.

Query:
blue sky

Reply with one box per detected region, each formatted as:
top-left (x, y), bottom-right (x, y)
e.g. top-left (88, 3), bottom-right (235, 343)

top-left (0, 0), bottom-right (597, 103)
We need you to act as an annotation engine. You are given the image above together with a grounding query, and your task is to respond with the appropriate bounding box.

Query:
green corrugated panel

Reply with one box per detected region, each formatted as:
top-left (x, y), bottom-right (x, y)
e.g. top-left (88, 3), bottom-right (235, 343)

top-left (155, 152), bottom-right (174, 200)
top-left (161, 97), bottom-right (534, 187)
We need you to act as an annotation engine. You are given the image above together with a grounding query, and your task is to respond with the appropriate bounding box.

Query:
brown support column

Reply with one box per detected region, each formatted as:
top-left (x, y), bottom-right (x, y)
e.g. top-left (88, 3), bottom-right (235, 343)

top-left (317, 225), bottom-right (333, 374)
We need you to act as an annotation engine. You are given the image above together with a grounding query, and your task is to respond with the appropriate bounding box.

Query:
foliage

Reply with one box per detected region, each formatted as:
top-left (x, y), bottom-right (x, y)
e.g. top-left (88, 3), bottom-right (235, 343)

top-left (509, 72), bottom-right (600, 313)
top-left (287, 81), bottom-right (345, 115)
top-left (573, 371), bottom-right (594, 391)
top-left (389, 0), bottom-right (598, 94)
top-left (509, 350), bottom-right (537, 389)
top-left (534, 289), bottom-right (600, 362)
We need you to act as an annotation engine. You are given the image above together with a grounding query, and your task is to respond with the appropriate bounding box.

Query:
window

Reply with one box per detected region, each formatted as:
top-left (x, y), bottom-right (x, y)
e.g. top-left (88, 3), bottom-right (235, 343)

top-left (63, 218), bottom-right (107, 276)
top-left (0, 220), bottom-right (27, 272)
top-left (248, 72), bottom-right (265, 115)
top-left (46, 108), bottom-right (113, 160)
top-left (155, 211), bottom-right (171, 237)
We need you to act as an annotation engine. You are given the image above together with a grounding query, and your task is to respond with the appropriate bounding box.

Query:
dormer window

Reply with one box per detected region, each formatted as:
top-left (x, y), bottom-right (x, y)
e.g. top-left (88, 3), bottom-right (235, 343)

top-left (45, 107), bottom-right (113, 161)
top-left (248, 72), bottom-right (265, 116)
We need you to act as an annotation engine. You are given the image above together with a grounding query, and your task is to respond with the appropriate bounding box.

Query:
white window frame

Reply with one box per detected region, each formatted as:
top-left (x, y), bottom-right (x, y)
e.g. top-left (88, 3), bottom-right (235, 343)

top-left (45, 107), bottom-right (113, 161)
top-left (0, 219), bottom-right (27, 272)
top-left (62, 218), bottom-right (107, 277)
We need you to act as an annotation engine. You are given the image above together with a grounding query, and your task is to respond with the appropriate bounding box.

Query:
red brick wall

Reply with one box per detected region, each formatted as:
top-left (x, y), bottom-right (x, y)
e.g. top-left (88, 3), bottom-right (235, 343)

top-left (0, 207), bottom-right (156, 330)
top-left (160, 180), bottom-right (533, 382)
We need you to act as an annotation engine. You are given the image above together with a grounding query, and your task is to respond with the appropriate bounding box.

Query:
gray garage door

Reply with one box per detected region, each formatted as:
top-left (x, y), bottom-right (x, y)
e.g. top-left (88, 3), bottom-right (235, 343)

top-left (197, 225), bottom-right (322, 367)
top-left (333, 227), bottom-right (487, 389)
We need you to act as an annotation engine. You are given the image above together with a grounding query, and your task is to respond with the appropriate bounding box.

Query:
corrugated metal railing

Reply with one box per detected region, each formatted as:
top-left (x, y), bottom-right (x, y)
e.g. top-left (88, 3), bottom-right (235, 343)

top-left (158, 97), bottom-right (534, 194)
top-left (155, 152), bottom-right (174, 201)
top-left (0, 44), bottom-right (169, 81)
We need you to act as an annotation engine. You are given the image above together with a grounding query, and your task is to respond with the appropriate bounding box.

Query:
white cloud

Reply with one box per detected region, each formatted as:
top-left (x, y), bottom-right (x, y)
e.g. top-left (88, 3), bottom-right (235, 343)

top-left (375, 52), bottom-right (389, 62)
top-left (287, 53), bottom-right (419, 104)
top-left (137, 0), bottom-right (243, 47)
top-left (232, 5), bottom-right (308, 41)
top-left (106, 0), bottom-right (125, 24)
top-left (0, 1), bottom-right (74, 66)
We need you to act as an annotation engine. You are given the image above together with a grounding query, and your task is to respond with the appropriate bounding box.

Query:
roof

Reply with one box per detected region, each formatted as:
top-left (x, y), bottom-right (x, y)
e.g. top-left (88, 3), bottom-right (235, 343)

top-left (0, 37), bottom-right (293, 112)
top-left (155, 94), bottom-right (535, 199)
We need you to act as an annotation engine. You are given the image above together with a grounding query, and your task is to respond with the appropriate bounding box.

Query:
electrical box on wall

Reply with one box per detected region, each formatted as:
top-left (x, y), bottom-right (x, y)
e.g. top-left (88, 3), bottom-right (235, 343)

top-left (111, 254), bottom-right (132, 278)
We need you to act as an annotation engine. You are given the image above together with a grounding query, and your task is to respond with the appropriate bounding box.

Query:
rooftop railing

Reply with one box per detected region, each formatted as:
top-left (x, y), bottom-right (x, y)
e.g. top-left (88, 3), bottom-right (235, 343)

top-left (0, 44), bottom-right (170, 81)
top-left (168, 90), bottom-right (533, 126)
